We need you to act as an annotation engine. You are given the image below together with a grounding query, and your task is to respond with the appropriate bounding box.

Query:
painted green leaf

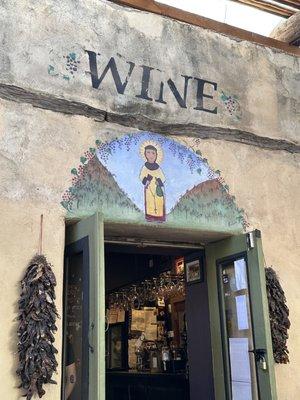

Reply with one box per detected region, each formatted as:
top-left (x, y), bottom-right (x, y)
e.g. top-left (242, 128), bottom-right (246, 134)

top-left (60, 201), bottom-right (69, 210)
top-left (48, 65), bottom-right (54, 74)
top-left (224, 184), bottom-right (229, 191)
top-left (215, 169), bottom-right (221, 175)
top-left (95, 139), bottom-right (101, 146)
top-left (68, 187), bottom-right (75, 193)
top-left (196, 150), bottom-right (202, 156)
top-left (71, 168), bottom-right (78, 175)
top-left (197, 168), bottom-right (202, 175)
top-left (89, 147), bottom-right (96, 153)
top-left (80, 156), bottom-right (87, 164)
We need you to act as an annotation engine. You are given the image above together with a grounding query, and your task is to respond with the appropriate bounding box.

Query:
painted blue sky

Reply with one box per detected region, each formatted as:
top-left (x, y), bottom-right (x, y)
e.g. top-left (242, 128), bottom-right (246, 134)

top-left (96, 132), bottom-right (216, 214)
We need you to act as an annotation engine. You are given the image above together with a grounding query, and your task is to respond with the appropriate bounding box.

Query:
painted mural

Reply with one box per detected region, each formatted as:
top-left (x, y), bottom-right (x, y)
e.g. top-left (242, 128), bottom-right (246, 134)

top-left (139, 141), bottom-right (166, 222)
top-left (61, 132), bottom-right (248, 233)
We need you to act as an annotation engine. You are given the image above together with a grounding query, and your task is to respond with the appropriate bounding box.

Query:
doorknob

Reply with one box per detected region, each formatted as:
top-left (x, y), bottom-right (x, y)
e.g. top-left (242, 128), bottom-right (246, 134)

top-left (249, 348), bottom-right (267, 370)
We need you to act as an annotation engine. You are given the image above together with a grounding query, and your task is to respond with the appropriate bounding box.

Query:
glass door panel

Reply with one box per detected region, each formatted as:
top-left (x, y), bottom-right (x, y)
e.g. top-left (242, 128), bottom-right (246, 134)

top-left (220, 257), bottom-right (258, 400)
top-left (206, 231), bottom-right (277, 400)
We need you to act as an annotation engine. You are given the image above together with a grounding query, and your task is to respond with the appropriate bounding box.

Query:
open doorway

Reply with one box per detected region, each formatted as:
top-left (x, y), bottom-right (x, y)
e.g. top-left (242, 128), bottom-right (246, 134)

top-left (62, 229), bottom-right (214, 400)
top-left (62, 216), bottom-right (276, 400)
top-left (104, 241), bottom-right (213, 400)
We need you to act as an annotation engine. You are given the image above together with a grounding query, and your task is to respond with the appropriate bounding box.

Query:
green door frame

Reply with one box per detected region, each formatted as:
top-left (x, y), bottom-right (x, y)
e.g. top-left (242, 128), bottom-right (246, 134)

top-left (65, 218), bottom-right (276, 400)
top-left (66, 213), bottom-right (105, 400)
top-left (206, 230), bottom-right (277, 400)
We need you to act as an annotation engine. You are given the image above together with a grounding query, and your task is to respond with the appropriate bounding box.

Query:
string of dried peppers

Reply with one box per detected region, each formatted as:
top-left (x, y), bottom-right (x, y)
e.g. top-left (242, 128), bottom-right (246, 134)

top-left (16, 254), bottom-right (59, 399)
top-left (266, 267), bottom-right (290, 364)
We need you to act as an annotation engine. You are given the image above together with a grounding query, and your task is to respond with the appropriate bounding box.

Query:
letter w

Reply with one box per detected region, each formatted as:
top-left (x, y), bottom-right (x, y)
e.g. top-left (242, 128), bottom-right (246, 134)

top-left (86, 51), bottom-right (135, 94)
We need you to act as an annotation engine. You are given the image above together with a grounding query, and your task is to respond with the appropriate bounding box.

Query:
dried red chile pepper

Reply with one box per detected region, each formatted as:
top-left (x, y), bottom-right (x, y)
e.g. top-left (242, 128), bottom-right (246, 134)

top-left (266, 267), bottom-right (290, 364)
top-left (16, 255), bottom-right (59, 399)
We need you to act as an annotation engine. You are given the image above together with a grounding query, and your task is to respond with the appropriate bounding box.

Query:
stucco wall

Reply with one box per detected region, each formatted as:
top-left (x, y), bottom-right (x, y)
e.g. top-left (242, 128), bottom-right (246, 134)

top-left (0, 1), bottom-right (299, 399)
top-left (0, 100), bottom-right (299, 399)
top-left (0, 0), bottom-right (299, 145)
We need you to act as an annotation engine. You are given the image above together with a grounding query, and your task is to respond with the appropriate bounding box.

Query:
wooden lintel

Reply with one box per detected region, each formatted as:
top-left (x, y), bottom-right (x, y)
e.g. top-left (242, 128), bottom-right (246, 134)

top-left (109, 0), bottom-right (300, 57)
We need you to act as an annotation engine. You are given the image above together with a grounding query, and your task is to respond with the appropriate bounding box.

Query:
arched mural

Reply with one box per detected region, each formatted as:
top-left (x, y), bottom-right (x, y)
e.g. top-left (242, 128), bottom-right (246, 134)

top-left (61, 132), bottom-right (248, 233)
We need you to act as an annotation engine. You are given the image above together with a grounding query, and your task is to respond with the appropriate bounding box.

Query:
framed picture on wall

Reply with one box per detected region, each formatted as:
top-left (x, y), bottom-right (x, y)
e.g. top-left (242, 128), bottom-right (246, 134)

top-left (185, 258), bottom-right (204, 284)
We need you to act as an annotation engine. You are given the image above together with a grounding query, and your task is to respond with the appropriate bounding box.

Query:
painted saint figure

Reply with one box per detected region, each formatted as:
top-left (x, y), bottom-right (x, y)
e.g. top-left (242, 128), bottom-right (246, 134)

top-left (139, 142), bottom-right (166, 222)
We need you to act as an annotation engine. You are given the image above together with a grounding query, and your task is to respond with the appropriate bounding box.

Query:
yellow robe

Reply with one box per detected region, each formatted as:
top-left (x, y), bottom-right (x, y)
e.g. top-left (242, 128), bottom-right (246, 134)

top-left (140, 165), bottom-right (166, 221)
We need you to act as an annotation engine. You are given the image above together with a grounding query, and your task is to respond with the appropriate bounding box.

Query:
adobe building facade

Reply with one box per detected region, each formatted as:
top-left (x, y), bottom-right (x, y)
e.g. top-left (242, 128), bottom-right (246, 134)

top-left (0, 1), bottom-right (299, 399)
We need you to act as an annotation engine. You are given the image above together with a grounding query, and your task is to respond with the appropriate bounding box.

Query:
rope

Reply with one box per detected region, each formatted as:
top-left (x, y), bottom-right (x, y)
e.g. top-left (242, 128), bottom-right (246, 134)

top-left (38, 214), bottom-right (43, 255)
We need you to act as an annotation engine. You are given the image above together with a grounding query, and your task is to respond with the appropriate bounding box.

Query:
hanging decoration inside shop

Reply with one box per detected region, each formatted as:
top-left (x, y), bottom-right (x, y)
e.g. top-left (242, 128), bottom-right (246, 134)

top-left (107, 271), bottom-right (185, 312)
top-left (61, 132), bottom-right (248, 232)
top-left (16, 216), bottom-right (59, 399)
top-left (106, 263), bottom-right (188, 375)
top-left (265, 267), bottom-right (290, 364)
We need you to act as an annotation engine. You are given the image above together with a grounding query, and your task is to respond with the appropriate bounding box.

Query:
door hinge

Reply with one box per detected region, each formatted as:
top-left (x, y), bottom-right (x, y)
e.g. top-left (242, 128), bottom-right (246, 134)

top-left (89, 322), bottom-right (95, 353)
top-left (247, 232), bottom-right (255, 249)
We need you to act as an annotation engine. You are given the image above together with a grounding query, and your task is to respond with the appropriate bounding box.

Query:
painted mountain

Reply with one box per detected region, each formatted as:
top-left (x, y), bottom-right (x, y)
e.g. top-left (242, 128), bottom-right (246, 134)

top-left (61, 132), bottom-right (246, 233)
top-left (62, 155), bottom-right (244, 232)
top-left (167, 179), bottom-right (245, 232)
top-left (61, 155), bottom-right (144, 220)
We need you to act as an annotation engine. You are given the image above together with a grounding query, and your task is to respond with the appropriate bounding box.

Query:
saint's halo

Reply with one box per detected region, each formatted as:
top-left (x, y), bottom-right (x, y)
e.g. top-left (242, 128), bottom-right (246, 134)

top-left (139, 140), bottom-right (163, 164)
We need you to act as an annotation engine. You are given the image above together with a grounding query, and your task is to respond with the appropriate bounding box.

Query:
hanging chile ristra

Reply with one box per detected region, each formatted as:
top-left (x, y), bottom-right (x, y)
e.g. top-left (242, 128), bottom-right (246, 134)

top-left (16, 254), bottom-right (59, 399)
top-left (265, 267), bottom-right (290, 364)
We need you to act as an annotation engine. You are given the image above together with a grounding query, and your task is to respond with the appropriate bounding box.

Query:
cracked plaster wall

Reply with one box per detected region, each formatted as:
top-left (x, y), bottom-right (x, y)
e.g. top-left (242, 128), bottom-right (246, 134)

top-left (0, 0), bottom-right (299, 144)
top-left (0, 1), bottom-right (299, 399)
top-left (0, 99), bottom-right (299, 400)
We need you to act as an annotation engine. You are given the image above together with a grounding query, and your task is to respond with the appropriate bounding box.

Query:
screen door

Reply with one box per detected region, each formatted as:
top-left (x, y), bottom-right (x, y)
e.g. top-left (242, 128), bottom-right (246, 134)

top-left (206, 230), bottom-right (277, 400)
top-left (63, 213), bottom-right (105, 400)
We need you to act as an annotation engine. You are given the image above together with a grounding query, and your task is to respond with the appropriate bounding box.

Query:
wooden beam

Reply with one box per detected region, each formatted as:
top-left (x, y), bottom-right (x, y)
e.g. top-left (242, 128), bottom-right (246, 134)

top-left (230, 0), bottom-right (296, 18)
top-left (270, 11), bottom-right (300, 43)
top-left (277, 0), bottom-right (300, 9)
top-left (110, 0), bottom-right (300, 56)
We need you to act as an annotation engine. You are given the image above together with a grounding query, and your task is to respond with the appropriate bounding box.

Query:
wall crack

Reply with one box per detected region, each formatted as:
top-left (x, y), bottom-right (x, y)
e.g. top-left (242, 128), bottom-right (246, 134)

top-left (0, 83), bottom-right (299, 153)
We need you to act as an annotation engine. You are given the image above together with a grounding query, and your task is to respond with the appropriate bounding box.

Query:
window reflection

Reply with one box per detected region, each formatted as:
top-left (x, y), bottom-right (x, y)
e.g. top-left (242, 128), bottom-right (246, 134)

top-left (221, 258), bottom-right (258, 400)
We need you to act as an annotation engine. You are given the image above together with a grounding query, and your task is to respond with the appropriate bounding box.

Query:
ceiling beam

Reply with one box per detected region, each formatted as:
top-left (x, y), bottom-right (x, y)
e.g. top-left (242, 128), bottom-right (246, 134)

top-left (230, 0), bottom-right (300, 18)
top-left (270, 10), bottom-right (300, 43)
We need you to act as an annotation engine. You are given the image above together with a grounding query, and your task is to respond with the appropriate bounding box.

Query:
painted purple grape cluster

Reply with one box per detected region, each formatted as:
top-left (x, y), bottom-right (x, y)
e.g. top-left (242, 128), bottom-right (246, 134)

top-left (64, 53), bottom-right (80, 76)
top-left (187, 156), bottom-right (197, 173)
top-left (98, 145), bottom-right (110, 163)
top-left (220, 91), bottom-right (241, 118)
top-left (224, 96), bottom-right (239, 115)
top-left (124, 135), bottom-right (132, 151)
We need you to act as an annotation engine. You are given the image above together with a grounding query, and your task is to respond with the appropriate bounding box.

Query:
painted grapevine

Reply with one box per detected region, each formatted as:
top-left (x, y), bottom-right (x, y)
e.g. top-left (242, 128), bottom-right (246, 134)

top-left (61, 132), bottom-right (249, 232)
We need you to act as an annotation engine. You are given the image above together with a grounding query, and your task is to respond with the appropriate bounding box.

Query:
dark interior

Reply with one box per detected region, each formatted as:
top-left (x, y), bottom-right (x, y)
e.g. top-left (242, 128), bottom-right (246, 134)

top-left (105, 243), bottom-right (215, 400)
top-left (63, 240), bottom-right (215, 400)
